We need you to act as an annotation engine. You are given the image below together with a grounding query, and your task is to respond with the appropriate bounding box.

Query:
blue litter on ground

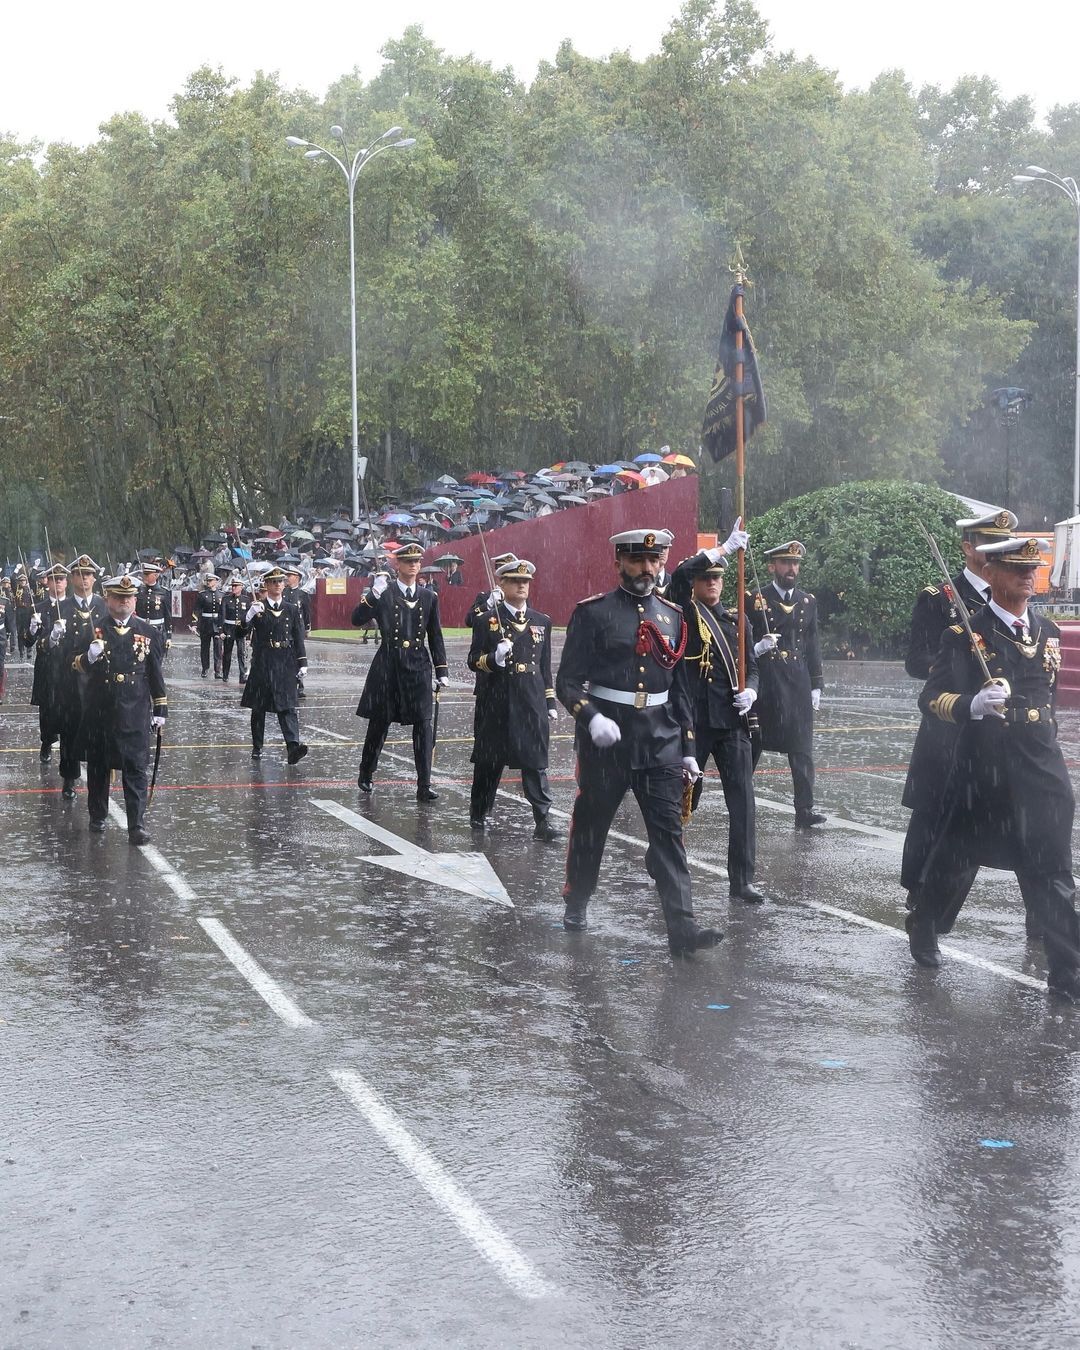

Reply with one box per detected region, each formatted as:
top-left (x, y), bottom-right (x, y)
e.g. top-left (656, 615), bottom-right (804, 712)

top-left (980, 1139), bottom-right (1015, 1149)
top-left (820, 1059), bottom-right (847, 1068)
top-left (620, 958), bottom-right (640, 965)
top-left (707, 1004), bottom-right (731, 1011)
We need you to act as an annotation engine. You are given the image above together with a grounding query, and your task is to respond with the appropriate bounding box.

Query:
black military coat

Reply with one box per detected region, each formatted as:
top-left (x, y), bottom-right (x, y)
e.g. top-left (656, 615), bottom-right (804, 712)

top-left (901, 571), bottom-right (988, 812)
top-left (352, 583), bottom-right (448, 725)
top-left (468, 603), bottom-right (555, 769)
top-left (29, 596), bottom-right (68, 713)
top-left (0, 593), bottom-right (14, 645)
top-left (681, 599), bottom-right (758, 731)
top-left (193, 587), bottom-right (224, 634)
top-left (241, 599), bottom-right (306, 714)
top-left (288, 584), bottom-right (312, 631)
top-left (556, 586), bottom-right (694, 770)
top-left (905, 570), bottom-right (987, 680)
top-left (747, 583), bottom-right (822, 755)
top-left (58, 593), bottom-right (109, 736)
top-left (73, 613), bottom-right (168, 770)
top-left (136, 581), bottom-right (173, 643)
top-left (918, 606), bottom-right (1072, 877)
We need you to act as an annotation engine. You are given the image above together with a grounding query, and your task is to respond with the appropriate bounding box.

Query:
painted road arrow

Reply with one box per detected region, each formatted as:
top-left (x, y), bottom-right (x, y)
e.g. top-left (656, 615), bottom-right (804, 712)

top-left (311, 799), bottom-right (513, 908)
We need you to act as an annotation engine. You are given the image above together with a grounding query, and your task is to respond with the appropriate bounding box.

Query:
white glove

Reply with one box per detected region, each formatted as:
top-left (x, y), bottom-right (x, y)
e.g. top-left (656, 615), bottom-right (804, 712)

top-left (437, 676), bottom-right (450, 687)
top-left (548, 708), bottom-right (558, 722)
top-left (29, 613), bottom-right (41, 635)
top-left (297, 667), bottom-right (305, 682)
top-left (245, 603), bottom-right (264, 622)
top-left (754, 633), bottom-right (779, 657)
top-left (86, 639), bottom-right (105, 664)
top-left (733, 687), bottom-right (757, 714)
top-left (970, 684), bottom-right (1007, 720)
top-left (486, 587), bottom-right (503, 608)
top-left (682, 756), bottom-right (703, 783)
top-left (810, 688), bottom-right (822, 711)
top-left (49, 620), bottom-right (66, 646)
top-left (721, 516), bottom-right (749, 554)
top-left (493, 638), bottom-right (513, 667)
top-left (370, 573), bottom-right (389, 598)
top-left (588, 713), bottom-right (621, 748)
top-left (151, 715), bottom-right (166, 729)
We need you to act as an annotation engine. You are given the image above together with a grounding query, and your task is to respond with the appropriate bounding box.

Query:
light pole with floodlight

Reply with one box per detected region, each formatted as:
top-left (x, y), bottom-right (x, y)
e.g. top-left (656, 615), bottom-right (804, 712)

top-left (1012, 165), bottom-right (1080, 518)
top-left (286, 126), bottom-right (416, 523)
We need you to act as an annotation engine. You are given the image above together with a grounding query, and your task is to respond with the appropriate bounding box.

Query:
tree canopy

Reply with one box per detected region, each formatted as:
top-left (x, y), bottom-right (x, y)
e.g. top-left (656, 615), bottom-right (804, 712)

top-left (0, 1), bottom-right (1076, 554)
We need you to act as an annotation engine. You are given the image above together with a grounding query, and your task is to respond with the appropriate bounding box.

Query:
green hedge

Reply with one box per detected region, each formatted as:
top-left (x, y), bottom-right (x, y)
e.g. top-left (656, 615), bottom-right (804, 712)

top-left (748, 481), bottom-right (965, 656)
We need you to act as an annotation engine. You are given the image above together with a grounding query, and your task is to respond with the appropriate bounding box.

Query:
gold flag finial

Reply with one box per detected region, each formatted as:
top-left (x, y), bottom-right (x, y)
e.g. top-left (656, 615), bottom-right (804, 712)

top-left (729, 240), bottom-right (749, 282)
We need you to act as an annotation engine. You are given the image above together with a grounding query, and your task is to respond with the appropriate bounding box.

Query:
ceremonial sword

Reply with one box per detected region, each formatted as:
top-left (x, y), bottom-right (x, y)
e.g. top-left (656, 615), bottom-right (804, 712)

top-left (916, 521), bottom-right (1009, 697)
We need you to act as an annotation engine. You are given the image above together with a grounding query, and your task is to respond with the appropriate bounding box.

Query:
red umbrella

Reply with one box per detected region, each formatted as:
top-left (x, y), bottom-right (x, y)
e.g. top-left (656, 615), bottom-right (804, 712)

top-left (257, 526), bottom-right (284, 539)
top-left (616, 469), bottom-right (646, 485)
top-left (464, 471), bottom-right (498, 484)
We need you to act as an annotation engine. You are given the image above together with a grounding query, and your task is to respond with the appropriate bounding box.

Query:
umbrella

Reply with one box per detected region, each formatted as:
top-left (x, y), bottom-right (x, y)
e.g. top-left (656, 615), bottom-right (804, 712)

top-left (465, 511), bottom-right (491, 525)
top-left (203, 533), bottom-right (228, 545)
top-left (420, 565), bottom-right (444, 575)
top-left (257, 524), bottom-right (284, 535)
top-left (616, 469), bottom-right (645, 484)
top-left (464, 471), bottom-right (498, 485)
top-left (593, 463), bottom-right (622, 475)
top-left (562, 460), bottom-right (592, 473)
top-left (547, 472), bottom-right (579, 483)
top-left (437, 474), bottom-right (458, 486)
top-left (435, 553), bottom-right (465, 565)
top-left (324, 529), bottom-right (353, 540)
top-left (586, 486), bottom-right (611, 495)
top-left (662, 453), bottom-right (697, 468)
top-left (382, 512), bottom-right (416, 525)
top-left (533, 492), bottom-right (558, 506)
top-left (137, 547), bottom-right (161, 559)
top-left (634, 452), bottom-right (663, 464)
top-left (468, 488), bottom-right (497, 498)
top-left (190, 549), bottom-right (212, 560)
top-left (289, 529), bottom-right (316, 542)
top-left (558, 494), bottom-right (588, 505)
top-left (507, 511), bottom-right (532, 521)
top-left (432, 496), bottom-right (455, 510)
top-left (448, 525), bottom-right (474, 538)
top-left (499, 470), bottom-right (527, 479)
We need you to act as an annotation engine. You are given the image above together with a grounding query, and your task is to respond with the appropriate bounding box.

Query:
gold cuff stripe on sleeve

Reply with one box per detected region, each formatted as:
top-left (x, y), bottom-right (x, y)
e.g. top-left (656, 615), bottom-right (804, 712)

top-left (929, 692), bottom-right (959, 724)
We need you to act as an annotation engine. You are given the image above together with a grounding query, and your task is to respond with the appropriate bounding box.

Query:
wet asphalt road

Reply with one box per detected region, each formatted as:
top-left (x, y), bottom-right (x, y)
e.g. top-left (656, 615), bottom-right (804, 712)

top-left (5, 635), bottom-right (1080, 1349)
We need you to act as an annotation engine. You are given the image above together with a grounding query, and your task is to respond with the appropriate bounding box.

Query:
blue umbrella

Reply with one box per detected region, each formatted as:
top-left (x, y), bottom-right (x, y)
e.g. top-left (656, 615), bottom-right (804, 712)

top-left (593, 463), bottom-right (622, 475)
top-left (634, 452), bottom-right (663, 464)
top-left (382, 512), bottom-right (415, 525)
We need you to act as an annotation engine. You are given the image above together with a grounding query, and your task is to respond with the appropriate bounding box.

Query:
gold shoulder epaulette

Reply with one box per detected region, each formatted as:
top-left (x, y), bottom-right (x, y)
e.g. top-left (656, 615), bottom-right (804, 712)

top-left (805, 592), bottom-right (815, 601)
top-left (949, 624), bottom-right (964, 634)
top-left (921, 585), bottom-right (939, 596)
top-left (578, 593), bottom-right (604, 605)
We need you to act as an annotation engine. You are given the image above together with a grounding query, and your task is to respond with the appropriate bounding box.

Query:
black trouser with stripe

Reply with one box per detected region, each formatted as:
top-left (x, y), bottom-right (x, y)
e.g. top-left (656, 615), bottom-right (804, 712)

top-left (696, 726), bottom-right (756, 890)
top-left (87, 756), bottom-right (147, 831)
top-left (251, 708), bottom-right (300, 752)
top-left (563, 754), bottom-right (697, 944)
top-left (470, 762), bottom-right (552, 823)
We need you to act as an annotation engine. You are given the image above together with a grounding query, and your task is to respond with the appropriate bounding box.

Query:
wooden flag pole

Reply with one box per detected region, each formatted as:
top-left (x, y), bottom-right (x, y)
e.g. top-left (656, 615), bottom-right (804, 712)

top-left (732, 242), bottom-right (747, 690)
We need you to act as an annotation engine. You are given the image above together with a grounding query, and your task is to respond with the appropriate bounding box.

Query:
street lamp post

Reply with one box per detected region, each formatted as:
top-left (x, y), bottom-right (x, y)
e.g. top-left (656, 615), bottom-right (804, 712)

top-left (1012, 165), bottom-right (1080, 518)
top-left (287, 126), bottom-right (416, 523)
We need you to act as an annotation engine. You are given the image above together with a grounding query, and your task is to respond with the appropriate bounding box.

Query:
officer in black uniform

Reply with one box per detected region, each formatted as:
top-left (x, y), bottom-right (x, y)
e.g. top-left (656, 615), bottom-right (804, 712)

top-left (135, 558), bottom-right (173, 656)
top-left (0, 577), bottom-right (14, 700)
top-left (906, 536), bottom-right (1080, 1002)
top-left (14, 567), bottom-right (35, 661)
top-left (192, 572), bottom-right (224, 678)
top-left (748, 540), bottom-right (825, 827)
top-left (284, 563), bottom-right (311, 696)
top-left (901, 509), bottom-right (1022, 921)
top-left (352, 541), bottom-right (448, 799)
top-left (72, 573), bottom-right (167, 844)
top-left (241, 566), bottom-right (308, 764)
top-left (467, 558), bottom-right (559, 841)
top-left (557, 527), bottom-right (721, 957)
top-left (29, 563), bottom-right (70, 764)
top-left (673, 547), bottom-right (765, 903)
top-left (220, 575), bottom-right (249, 684)
top-left (57, 556), bottom-right (109, 799)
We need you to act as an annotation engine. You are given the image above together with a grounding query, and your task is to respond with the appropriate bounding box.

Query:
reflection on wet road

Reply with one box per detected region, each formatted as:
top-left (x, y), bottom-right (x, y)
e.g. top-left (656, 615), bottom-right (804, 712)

top-left (4, 637), bottom-right (1080, 1347)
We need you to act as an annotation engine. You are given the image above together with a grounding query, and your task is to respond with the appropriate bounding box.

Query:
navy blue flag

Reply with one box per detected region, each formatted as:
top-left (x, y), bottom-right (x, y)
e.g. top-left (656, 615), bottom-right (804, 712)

top-left (702, 283), bottom-right (767, 462)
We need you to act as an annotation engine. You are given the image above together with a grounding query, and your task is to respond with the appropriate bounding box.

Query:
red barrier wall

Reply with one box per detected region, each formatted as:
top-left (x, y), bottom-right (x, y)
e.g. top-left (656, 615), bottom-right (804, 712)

top-left (417, 475), bottom-right (700, 628)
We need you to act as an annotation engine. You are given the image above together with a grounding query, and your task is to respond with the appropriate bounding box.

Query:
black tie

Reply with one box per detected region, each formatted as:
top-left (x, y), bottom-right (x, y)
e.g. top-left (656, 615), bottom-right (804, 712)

top-left (784, 590), bottom-right (792, 603)
top-left (1013, 620), bottom-right (1026, 640)
top-left (406, 588), bottom-right (414, 601)
top-left (517, 609), bottom-right (525, 623)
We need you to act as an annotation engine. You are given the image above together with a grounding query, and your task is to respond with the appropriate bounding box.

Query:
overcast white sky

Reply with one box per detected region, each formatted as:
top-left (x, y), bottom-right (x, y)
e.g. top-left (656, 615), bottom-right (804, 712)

top-left (3, 0), bottom-right (1076, 147)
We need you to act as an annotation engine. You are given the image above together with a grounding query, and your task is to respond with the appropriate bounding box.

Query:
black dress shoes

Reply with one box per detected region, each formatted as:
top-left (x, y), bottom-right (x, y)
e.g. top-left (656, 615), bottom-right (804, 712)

top-left (251, 747), bottom-right (262, 760)
top-left (470, 817), bottom-right (486, 832)
top-left (129, 829), bottom-right (151, 846)
top-left (357, 777), bottom-right (373, 792)
top-left (906, 911), bottom-right (941, 967)
top-left (62, 779), bottom-right (77, 801)
top-left (532, 819), bottom-right (559, 843)
top-left (795, 811), bottom-right (827, 828)
top-left (416, 786), bottom-right (438, 802)
top-left (39, 745), bottom-right (52, 762)
top-left (1048, 969), bottom-right (1080, 1002)
top-left (730, 883), bottom-right (767, 904)
top-left (563, 902), bottom-right (588, 931)
top-left (669, 926), bottom-right (724, 958)
top-left (89, 818), bottom-right (106, 834)
top-left (287, 743), bottom-right (309, 765)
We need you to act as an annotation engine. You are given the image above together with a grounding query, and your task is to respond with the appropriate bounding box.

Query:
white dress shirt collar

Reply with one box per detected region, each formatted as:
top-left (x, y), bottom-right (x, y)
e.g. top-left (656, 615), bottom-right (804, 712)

top-left (989, 598), bottom-right (1029, 633)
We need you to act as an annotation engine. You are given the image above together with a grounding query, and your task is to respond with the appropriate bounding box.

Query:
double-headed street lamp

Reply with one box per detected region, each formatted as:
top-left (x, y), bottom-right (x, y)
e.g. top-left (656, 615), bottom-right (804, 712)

top-left (1012, 165), bottom-right (1080, 518)
top-left (287, 125), bottom-right (416, 523)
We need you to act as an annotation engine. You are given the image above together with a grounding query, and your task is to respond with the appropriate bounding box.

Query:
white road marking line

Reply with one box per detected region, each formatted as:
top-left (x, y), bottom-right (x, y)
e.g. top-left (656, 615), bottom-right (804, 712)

top-left (305, 722), bottom-right (352, 741)
top-left (329, 1067), bottom-right (552, 1300)
top-left (197, 916), bottom-right (315, 1028)
top-left (107, 800), bottom-right (197, 900)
